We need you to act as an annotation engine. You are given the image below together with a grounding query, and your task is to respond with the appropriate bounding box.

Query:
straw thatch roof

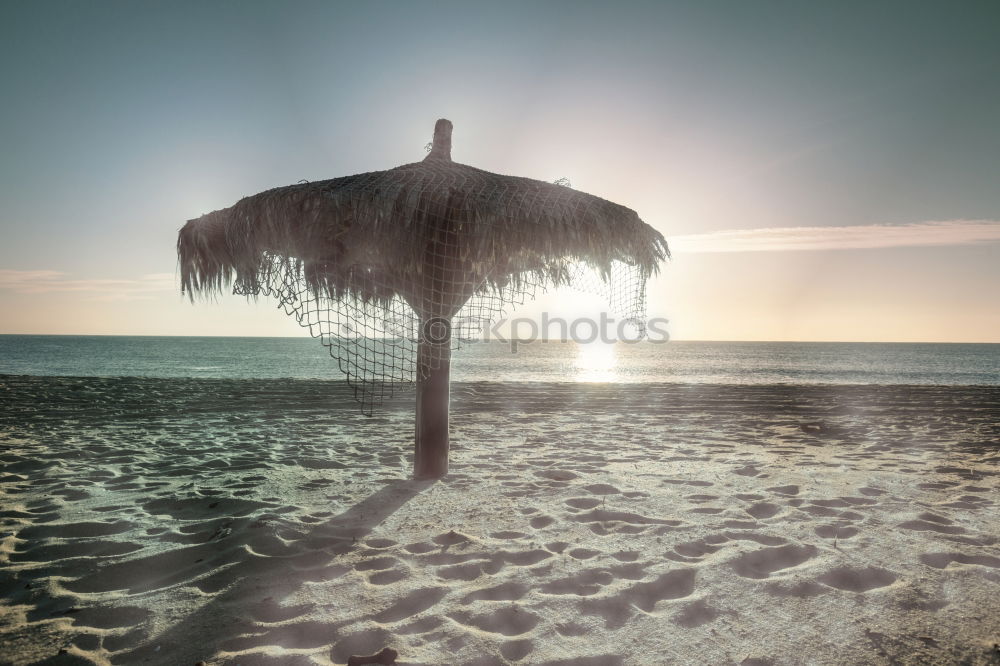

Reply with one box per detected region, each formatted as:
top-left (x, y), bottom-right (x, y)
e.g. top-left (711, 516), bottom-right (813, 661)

top-left (178, 120), bottom-right (668, 316)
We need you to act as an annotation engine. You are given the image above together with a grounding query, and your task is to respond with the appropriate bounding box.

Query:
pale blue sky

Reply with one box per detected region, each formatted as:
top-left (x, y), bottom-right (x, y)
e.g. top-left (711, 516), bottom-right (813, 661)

top-left (1, 1), bottom-right (998, 340)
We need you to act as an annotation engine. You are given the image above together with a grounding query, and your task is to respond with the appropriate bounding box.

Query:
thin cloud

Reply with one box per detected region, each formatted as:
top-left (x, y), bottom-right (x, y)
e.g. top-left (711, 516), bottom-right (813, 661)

top-left (3, 220), bottom-right (997, 297)
top-left (670, 220), bottom-right (1000, 253)
top-left (0, 270), bottom-right (175, 301)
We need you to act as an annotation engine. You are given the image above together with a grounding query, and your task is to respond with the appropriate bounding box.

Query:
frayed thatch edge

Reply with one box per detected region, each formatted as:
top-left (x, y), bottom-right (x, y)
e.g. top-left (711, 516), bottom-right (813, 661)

top-left (178, 160), bottom-right (669, 309)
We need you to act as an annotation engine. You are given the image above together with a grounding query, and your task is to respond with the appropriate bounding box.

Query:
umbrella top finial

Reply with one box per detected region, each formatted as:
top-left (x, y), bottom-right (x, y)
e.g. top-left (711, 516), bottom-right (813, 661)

top-left (424, 118), bottom-right (453, 162)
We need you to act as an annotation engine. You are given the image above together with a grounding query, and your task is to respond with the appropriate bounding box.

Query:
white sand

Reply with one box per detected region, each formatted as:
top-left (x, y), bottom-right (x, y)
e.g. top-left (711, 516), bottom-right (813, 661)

top-left (1, 377), bottom-right (998, 665)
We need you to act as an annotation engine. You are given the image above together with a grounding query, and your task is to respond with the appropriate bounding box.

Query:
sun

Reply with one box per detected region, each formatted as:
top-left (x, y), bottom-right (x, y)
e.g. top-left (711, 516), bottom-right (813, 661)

top-left (574, 340), bottom-right (618, 382)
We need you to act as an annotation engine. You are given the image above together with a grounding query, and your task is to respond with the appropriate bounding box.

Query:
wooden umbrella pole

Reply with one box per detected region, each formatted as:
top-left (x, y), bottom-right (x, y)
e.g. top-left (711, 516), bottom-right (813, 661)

top-left (414, 317), bottom-right (452, 479)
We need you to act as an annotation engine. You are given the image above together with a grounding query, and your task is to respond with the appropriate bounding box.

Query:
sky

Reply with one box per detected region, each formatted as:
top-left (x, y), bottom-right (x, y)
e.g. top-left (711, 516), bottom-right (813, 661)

top-left (1, 0), bottom-right (998, 342)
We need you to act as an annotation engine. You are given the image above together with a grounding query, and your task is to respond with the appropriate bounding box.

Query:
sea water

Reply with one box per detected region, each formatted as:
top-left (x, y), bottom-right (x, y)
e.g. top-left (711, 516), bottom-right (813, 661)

top-left (1, 335), bottom-right (998, 386)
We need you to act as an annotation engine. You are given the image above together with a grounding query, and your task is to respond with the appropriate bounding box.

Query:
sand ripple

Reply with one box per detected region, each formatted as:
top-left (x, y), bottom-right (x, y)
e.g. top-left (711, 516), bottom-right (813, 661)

top-left (1, 377), bottom-right (998, 664)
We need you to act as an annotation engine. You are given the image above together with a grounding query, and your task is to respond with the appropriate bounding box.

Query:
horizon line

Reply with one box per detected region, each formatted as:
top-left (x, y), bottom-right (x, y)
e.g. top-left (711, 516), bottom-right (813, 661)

top-left (1, 333), bottom-right (998, 345)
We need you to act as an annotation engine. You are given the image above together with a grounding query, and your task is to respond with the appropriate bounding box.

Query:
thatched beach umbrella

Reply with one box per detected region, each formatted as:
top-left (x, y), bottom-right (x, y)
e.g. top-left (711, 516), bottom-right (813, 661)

top-left (178, 119), bottom-right (668, 479)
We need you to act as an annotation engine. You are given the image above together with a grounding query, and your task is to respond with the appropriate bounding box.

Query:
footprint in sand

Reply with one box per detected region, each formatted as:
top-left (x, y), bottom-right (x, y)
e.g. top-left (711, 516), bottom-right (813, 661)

top-left (582, 483), bottom-right (620, 495)
top-left (730, 544), bottom-right (817, 579)
top-left (817, 566), bottom-right (897, 592)
top-left (501, 638), bottom-right (535, 661)
top-left (530, 515), bottom-right (555, 529)
top-left (545, 541), bottom-right (569, 553)
top-left (745, 503), bottom-right (781, 519)
top-left (403, 541), bottom-right (436, 554)
top-left (448, 607), bottom-right (540, 636)
top-left (461, 582), bottom-right (529, 603)
top-left (814, 524), bottom-right (859, 539)
top-left (365, 538), bottom-right (397, 549)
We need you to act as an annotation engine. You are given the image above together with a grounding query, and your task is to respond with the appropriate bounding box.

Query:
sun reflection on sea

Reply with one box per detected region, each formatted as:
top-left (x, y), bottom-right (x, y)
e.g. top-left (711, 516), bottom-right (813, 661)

top-left (574, 341), bottom-right (619, 382)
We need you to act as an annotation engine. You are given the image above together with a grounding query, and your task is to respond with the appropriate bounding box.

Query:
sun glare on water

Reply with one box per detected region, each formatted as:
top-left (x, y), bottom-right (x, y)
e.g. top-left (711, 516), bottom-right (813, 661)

top-left (574, 340), bottom-right (619, 382)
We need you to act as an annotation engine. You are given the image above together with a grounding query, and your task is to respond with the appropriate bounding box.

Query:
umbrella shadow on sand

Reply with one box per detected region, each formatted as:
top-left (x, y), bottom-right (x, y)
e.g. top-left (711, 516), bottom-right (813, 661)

top-left (111, 479), bottom-right (433, 664)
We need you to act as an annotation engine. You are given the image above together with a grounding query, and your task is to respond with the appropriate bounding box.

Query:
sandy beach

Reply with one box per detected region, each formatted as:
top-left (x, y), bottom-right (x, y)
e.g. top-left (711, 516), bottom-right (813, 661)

top-left (1, 375), bottom-right (998, 665)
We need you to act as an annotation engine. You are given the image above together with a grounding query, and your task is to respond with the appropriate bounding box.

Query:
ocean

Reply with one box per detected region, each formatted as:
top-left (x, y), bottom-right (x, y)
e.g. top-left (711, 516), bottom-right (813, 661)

top-left (1, 335), bottom-right (998, 386)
